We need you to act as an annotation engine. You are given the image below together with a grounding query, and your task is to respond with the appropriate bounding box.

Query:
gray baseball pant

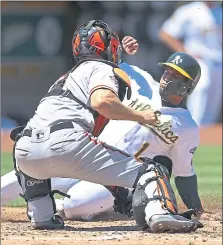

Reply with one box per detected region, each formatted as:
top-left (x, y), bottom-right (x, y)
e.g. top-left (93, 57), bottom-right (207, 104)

top-left (15, 122), bottom-right (143, 222)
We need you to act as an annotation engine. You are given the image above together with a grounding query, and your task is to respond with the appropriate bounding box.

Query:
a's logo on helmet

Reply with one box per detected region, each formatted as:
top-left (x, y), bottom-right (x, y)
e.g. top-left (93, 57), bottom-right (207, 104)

top-left (171, 55), bottom-right (183, 65)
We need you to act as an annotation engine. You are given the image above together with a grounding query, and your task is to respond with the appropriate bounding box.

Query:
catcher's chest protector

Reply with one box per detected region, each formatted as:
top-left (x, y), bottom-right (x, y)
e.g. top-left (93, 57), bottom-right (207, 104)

top-left (132, 163), bottom-right (178, 229)
top-left (43, 58), bottom-right (131, 136)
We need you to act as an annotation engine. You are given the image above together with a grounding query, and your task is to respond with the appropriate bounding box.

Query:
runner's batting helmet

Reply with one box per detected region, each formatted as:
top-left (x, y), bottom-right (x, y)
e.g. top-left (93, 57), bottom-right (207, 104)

top-left (72, 20), bottom-right (122, 64)
top-left (158, 52), bottom-right (201, 99)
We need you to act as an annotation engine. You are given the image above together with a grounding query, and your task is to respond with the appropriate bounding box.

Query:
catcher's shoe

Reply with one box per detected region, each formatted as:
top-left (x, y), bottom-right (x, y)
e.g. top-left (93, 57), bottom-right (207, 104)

top-left (148, 214), bottom-right (198, 233)
top-left (32, 215), bottom-right (64, 230)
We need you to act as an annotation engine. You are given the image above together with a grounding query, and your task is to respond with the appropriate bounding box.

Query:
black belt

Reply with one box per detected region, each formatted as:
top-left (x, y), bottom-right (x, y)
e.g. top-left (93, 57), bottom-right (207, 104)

top-left (23, 121), bottom-right (75, 137)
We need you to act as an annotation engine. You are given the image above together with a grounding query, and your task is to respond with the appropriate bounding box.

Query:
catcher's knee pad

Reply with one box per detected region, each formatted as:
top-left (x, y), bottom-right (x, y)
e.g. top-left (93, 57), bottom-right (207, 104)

top-left (15, 169), bottom-right (54, 203)
top-left (132, 158), bottom-right (178, 229)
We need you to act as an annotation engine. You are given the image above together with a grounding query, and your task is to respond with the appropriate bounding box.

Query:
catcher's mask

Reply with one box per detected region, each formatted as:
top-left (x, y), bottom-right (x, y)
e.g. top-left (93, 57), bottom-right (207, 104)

top-left (158, 52), bottom-right (201, 101)
top-left (72, 20), bottom-right (122, 65)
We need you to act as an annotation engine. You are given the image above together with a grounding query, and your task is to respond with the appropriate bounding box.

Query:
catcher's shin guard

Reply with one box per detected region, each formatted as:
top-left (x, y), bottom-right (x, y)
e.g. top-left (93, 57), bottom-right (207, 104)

top-left (14, 165), bottom-right (66, 229)
top-left (132, 157), bottom-right (178, 229)
top-left (14, 167), bottom-right (57, 222)
top-left (11, 127), bottom-right (64, 229)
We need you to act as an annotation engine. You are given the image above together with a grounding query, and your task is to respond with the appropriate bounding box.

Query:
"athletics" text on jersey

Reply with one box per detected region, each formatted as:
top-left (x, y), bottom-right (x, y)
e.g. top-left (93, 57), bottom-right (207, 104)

top-left (128, 98), bottom-right (179, 144)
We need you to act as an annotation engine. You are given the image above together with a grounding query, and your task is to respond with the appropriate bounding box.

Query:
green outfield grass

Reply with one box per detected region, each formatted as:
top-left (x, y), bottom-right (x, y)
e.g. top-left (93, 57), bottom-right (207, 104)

top-left (1, 145), bottom-right (222, 208)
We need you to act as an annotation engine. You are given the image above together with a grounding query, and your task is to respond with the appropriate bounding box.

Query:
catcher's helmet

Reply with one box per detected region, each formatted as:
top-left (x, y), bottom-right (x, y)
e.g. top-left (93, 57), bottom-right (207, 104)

top-left (158, 52), bottom-right (201, 98)
top-left (72, 20), bottom-right (122, 64)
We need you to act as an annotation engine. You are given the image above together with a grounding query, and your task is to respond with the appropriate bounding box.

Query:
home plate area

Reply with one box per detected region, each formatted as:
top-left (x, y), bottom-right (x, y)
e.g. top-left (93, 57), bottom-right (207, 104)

top-left (1, 207), bottom-right (222, 245)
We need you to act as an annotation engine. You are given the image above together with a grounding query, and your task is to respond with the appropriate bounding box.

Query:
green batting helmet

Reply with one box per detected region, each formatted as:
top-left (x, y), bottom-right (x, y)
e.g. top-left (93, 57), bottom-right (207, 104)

top-left (158, 52), bottom-right (201, 97)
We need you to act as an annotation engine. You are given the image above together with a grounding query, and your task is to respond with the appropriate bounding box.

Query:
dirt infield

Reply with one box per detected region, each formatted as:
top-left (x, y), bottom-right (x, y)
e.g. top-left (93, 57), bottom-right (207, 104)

top-left (1, 207), bottom-right (222, 245)
top-left (1, 124), bottom-right (222, 244)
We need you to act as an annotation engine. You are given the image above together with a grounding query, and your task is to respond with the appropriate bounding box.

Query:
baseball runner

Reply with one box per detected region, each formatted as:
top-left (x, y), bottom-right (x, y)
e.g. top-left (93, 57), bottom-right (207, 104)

top-left (11, 20), bottom-right (202, 232)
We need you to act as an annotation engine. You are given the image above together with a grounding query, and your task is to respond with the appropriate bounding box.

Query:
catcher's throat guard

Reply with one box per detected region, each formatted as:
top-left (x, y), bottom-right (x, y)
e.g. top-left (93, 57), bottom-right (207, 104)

top-left (132, 159), bottom-right (178, 228)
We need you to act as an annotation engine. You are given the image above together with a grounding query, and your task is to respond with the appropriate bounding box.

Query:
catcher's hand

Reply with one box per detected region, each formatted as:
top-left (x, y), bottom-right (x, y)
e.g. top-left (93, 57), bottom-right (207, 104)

top-left (122, 36), bottom-right (139, 55)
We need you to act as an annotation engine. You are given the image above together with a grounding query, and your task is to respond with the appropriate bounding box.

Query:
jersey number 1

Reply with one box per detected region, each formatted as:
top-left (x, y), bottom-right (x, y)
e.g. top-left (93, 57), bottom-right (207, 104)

top-left (134, 142), bottom-right (150, 159)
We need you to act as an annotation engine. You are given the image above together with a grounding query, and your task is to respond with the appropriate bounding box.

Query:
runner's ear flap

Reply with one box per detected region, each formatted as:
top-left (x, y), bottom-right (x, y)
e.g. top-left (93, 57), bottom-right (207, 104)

top-left (113, 68), bottom-right (132, 100)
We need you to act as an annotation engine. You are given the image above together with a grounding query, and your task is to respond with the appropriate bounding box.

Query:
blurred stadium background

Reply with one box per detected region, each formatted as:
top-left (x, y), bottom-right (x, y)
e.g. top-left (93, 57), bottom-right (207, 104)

top-left (2, 1), bottom-right (222, 128)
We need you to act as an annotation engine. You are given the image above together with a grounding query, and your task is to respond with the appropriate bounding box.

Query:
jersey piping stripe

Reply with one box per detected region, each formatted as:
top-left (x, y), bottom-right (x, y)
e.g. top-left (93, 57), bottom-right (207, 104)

top-left (84, 132), bottom-right (130, 157)
top-left (90, 85), bottom-right (119, 97)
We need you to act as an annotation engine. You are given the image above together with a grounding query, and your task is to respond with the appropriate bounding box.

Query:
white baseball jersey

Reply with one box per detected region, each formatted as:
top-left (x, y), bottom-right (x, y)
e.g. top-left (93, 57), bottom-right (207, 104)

top-left (99, 63), bottom-right (199, 177)
top-left (26, 61), bottom-right (119, 131)
top-left (161, 2), bottom-right (222, 63)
